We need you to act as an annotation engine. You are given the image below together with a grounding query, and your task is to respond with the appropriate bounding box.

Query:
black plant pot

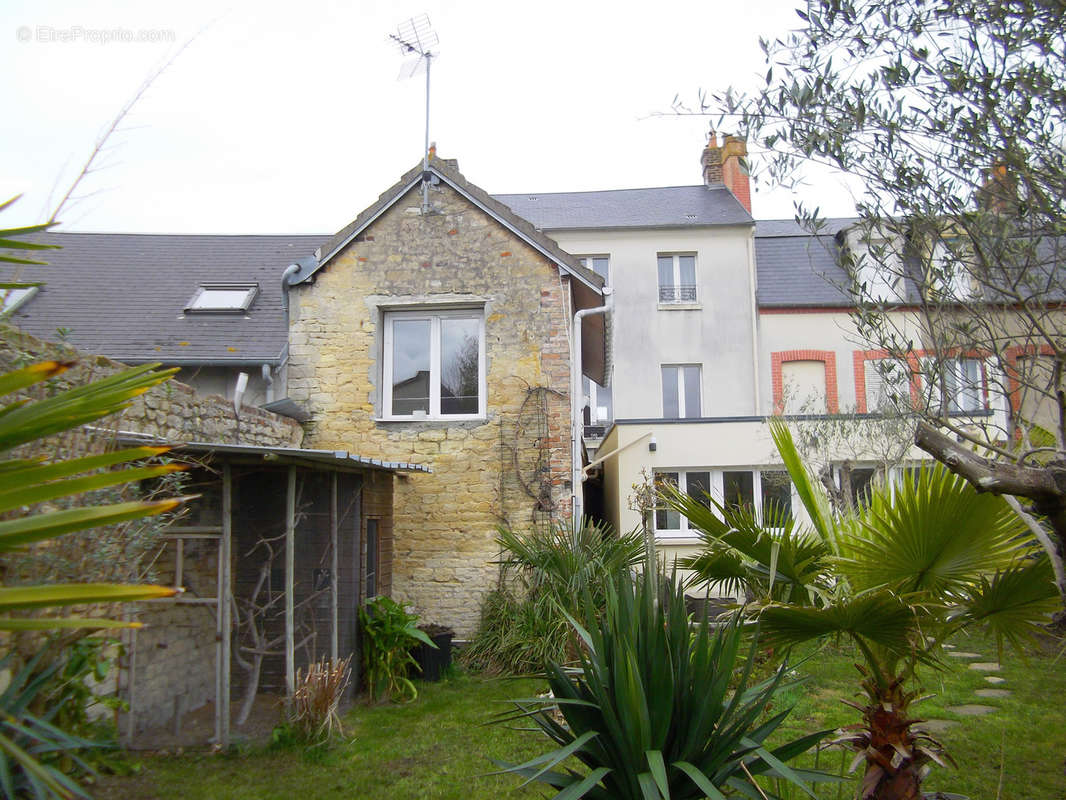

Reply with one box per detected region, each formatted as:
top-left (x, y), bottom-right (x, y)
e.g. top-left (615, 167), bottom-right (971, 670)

top-left (413, 624), bottom-right (454, 682)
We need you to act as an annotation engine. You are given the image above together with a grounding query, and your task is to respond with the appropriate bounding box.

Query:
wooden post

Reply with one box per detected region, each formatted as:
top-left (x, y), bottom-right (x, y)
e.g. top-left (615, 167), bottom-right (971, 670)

top-left (218, 463), bottom-right (233, 747)
top-left (330, 472), bottom-right (339, 664)
top-left (285, 467), bottom-right (296, 702)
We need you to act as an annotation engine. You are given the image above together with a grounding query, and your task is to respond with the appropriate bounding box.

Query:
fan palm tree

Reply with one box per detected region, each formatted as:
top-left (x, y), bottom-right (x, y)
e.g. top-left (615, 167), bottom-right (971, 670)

top-left (666, 418), bottom-right (1059, 800)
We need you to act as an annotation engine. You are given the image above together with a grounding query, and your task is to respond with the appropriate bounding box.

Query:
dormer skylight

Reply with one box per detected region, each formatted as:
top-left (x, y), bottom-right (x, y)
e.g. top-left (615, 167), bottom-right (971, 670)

top-left (185, 283), bottom-right (258, 313)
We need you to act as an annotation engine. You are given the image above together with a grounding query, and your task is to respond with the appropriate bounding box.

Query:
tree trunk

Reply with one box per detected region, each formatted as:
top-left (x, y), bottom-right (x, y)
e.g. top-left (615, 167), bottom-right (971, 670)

top-left (861, 702), bottom-right (925, 800)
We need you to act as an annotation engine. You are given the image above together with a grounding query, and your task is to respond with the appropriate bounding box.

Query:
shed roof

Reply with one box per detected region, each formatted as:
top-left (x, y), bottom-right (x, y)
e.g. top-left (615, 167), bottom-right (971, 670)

top-left (115, 433), bottom-right (432, 473)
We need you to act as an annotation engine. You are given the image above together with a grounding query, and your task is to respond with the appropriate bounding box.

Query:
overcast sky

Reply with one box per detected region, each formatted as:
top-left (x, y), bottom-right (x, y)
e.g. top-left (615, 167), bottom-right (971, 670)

top-left (1, 0), bottom-right (860, 234)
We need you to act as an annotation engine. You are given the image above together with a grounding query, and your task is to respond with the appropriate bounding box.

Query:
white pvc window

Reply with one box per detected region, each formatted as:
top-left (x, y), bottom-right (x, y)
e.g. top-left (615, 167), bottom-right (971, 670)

top-left (186, 284), bottom-right (258, 313)
top-left (657, 253), bottom-right (697, 303)
top-left (654, 468), bottom-right (793, 537)
top-left (661, 364), bottom-right (701, 419)
top-left (383, 309), bottom-right (485, 419)
top-left (923, 357), bottom-right (986, 413)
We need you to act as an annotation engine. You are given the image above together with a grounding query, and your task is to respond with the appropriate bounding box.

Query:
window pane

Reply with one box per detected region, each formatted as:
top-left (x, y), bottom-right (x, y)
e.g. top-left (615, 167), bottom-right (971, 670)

top-left (655, 472), bottom-right (680, 530)
top-left (657, 256), bottom-right (674, 289)
top-left (687, 471), bottom-right (711, 509)
top-left (682, 365), bottom-right (701, 417)
top-left (722, 471), bottom-right (754, 512)
top-left (678, 255), bottom-right (696, 286)
top-left (760, 471), bottom-right (792, 521)
top-left (189, 288), bottom-right (254, 310)
top-left (391, 318), bottom-right (431, 415)
top-left (366, 519), bottom-right (379, 598)
top-left (958, 358), bottom-right (983, 411)
top-left (591, 257), bottom-right (609, 283)
top-left (440, 317), bottom-right (480, 414)
top-left (662, 366), bottom-right (679, 418)
top-left (595, 381), bottom-right (613, 422)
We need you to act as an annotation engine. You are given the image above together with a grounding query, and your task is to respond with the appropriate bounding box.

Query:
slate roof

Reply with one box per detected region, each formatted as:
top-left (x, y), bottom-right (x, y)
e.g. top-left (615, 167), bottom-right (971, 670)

top-left (0, 233), bottom-right (321, 363)
top-left (305, 157), bottom-right (605, 295)
top-left (755, 221), bottom-right (853, 308)
top-left (493, 185), bottom-right (753, 230)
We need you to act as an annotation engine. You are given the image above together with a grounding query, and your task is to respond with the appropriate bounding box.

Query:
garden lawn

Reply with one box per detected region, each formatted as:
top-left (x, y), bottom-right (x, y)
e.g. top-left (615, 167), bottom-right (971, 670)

top-left (767, 631), bottom-right (1066, 799)
top-left (97, 633), bottom-right (1065, 800)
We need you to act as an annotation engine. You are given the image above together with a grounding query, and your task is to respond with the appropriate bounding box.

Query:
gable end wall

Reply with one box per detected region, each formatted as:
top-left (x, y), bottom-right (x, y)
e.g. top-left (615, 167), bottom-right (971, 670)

top-left (287, 182), bottom-right (573, 635)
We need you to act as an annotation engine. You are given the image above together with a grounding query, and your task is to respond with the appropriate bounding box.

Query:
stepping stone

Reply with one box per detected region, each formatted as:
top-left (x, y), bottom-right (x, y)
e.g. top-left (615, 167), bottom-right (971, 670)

top-left (946, 651), bottom-right (982, 659)
top-left (974, 688), bottom-right (1011, 699)
top-left (920, 719), bottom-right (959, 733)
top-left (946, 704), bottom-right (997, 715)
top-left (984, 676), bottom-right (1007, 685)
top-left (942, 643), bottom-right (956, 649)
top-left (969, 662), bottom-right (1001, 671)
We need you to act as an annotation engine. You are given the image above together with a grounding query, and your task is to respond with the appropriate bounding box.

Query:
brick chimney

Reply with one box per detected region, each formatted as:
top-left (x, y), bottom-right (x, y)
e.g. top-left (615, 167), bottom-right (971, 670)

top-left (701, 131), bottom-right (752, 213)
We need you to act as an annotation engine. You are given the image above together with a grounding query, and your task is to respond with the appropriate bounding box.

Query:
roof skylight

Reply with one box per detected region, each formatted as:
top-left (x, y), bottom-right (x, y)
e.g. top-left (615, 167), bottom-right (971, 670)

top-left (186, 283), bottom-right (258, 313)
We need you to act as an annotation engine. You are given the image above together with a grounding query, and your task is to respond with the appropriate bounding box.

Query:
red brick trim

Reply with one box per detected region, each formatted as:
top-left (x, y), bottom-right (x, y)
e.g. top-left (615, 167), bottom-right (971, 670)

top-left (855, 348), bottom-right (997, 413)
top-left (771, 349), bottom-right (839, 414)
top-left (1003, 344), bottom-right (1055, 418)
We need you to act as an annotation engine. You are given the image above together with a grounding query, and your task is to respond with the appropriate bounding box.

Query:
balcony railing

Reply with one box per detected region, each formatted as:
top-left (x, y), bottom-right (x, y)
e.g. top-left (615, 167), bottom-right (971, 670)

top-left (659, 285), bottom-right (698, 303)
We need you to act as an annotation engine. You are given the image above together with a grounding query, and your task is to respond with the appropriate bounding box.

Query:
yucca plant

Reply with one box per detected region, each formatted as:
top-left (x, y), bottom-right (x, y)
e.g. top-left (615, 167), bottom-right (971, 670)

top-left (0, 359), bottom-right (187, 798)
top-left (491, 553), bottom-right (840, 799)
top-left (668, 418), bottom-right (1060, 800)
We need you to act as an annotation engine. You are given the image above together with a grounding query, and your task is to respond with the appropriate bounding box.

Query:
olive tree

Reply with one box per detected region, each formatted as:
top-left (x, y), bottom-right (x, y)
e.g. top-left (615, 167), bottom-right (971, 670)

top-left (691, 0), bottom-right (1066, 621)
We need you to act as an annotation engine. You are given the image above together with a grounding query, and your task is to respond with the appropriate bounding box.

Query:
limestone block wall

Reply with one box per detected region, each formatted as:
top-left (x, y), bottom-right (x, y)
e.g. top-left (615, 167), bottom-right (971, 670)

top-left (0, 327), bottom-right (303, 731)
top-left (125, 559), bottom-right (219, 733)
top-left (288, 181), bottom-right (574, 635)
top-left (0, 327), bottom-right (303, 448)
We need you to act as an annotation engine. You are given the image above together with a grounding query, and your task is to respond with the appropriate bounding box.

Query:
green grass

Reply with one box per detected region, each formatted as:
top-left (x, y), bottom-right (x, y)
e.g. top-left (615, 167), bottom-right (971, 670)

top-left (768, 631), bottom-right (1066, 799)
top-left (96, 634), bottom-right (1065, 800)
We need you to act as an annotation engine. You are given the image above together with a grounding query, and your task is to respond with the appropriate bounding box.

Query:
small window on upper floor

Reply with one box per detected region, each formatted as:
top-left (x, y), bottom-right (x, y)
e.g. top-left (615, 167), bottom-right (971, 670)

top-left (383, 308), bottom-right (485, 420)
top-left (185, 283), bottom-right (259, 313)
top-left (657, 253), bottom-right (697, 304)
top-left (578, 256), bottom-right (610, 286)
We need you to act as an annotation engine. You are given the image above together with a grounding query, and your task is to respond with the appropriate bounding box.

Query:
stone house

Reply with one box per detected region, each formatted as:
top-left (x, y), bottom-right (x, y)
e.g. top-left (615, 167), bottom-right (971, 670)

top-left (281, 157), bottom-right (607, 635)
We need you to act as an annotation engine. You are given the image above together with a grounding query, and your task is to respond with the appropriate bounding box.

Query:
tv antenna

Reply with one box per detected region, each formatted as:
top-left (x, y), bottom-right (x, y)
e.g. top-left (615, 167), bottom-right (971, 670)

top-left (390, 14), bottom-right (439, 215)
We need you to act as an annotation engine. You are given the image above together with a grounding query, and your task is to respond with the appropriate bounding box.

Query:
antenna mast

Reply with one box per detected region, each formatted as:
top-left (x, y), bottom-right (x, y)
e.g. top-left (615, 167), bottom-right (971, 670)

top-left (390, 14), bottom-right (439, 215)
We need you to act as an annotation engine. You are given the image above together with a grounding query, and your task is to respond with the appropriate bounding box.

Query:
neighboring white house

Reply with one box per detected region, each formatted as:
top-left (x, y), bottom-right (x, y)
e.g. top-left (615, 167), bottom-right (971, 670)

top-left (499, 134), bottom-right (1005, 569)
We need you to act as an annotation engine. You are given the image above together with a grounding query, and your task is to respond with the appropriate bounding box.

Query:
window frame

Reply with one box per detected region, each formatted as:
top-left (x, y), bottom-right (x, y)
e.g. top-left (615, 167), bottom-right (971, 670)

top-left (582, 376), bottom-right (613, 426)
top-left (657, 252), bottom-right (698, 304)
top-left (381, 307), bottom-right (486, 421)
top-left (577, 255), bottom-right (610, 287)
top-left (185, 283), bottom-right (259, 314)
top-left (661, 363), bottom-right (702, 419)
top-left (922, 356), bottom-right (988, 414)
top-left (653, 467), bottom-right (794, 539)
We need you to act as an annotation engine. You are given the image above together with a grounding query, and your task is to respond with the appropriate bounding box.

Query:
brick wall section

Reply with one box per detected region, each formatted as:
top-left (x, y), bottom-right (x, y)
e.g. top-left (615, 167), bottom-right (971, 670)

top-left (0, 327), bottom-right (303, 448)
top-left (287, 181), bottom-right (574, 636)
top-left (771, 349), bottom-right (839, 414)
